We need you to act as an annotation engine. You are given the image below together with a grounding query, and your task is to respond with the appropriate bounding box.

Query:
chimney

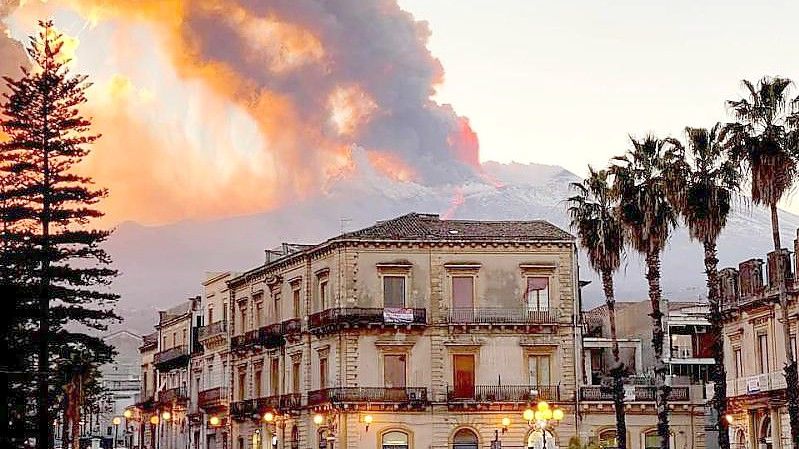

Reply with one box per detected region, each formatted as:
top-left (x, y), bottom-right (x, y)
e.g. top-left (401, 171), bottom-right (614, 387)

top-left (738, 258), bottom-right (764, 298)
top-left (719, 267), bottom-right (740, 304)
top-left (767, 249), bottom-right (793, 287)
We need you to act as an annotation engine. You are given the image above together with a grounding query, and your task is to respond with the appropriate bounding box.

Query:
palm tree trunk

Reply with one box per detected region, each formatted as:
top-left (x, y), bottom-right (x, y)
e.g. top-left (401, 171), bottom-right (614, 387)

top-left (646, 249), bottom-right (671, 449)
top-left (602, 269), bottom-right (627, 449)
top-left (771, 203), bottom-right (799, 449)
top-left (703, 239), bottom-right (729, 449)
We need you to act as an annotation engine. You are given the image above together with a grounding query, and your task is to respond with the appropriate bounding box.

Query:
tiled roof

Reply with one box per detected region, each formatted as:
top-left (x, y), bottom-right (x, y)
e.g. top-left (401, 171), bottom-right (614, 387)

top-left (336, 213), bottom-right (573, 242)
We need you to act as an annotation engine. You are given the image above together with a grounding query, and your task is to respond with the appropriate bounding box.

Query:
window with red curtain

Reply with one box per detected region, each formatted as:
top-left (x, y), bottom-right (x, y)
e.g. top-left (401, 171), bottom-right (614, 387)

top-left (526, 277), bottom-right (549, 311)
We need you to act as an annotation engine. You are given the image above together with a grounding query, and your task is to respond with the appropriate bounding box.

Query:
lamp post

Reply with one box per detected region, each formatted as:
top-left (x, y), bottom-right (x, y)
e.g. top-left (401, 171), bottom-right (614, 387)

top-left (112, 417), bottom-right (121, 449)
top-left (122, 409), bottom-right (133, 448)
top-left (149, 415), bottom-right (159, 449)
top-left (313, 412), bottom-right (337, 449)
top-left (523, 401), bottom-right (564, 448)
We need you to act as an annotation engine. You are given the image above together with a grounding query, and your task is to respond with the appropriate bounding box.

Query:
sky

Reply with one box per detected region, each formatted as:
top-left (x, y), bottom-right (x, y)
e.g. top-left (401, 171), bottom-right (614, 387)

top-left (399, 0), bottom-right (799, 212)
top-left (3, 1), bottom-right (799, 222)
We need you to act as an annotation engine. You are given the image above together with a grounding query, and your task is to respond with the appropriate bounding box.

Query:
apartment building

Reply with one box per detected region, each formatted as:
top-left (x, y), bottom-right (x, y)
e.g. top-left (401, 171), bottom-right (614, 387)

top-left (721, 231), bottom-right (799, 449)
top-left (190, 272), bottom-right (236, 449)
top-left (580, 301), bottom-right (711, 449)
top-left (225, 213), bottom-right (581, 449)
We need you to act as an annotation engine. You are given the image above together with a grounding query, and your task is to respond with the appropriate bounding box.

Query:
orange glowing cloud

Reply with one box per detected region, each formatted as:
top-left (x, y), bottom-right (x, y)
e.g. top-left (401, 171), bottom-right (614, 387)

top-left (366, 150), bottom-right (418, 183)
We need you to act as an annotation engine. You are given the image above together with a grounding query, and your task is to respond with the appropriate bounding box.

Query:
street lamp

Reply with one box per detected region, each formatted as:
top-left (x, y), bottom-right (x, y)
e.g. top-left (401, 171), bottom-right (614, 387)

top-left (314, 412), bottom-right (337, 449)
top-left (112, 417), bottom-right (121, 449)
top-left (209, 416), bottom-right (221, 427)
top-left (363, 415), bottom-right (373, 432)
top-left (524, 401), bottom-right (563, 448)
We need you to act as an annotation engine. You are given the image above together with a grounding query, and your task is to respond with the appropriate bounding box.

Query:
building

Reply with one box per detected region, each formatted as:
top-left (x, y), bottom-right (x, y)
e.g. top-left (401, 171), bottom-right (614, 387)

top-left (99, 331), bottom-right (144, 448)
top-left (720, 231), bottom-right (799, 449)
top-left (580, 301), bottom-right (712, 449)
top-left (134, 331), bottom-right (159, 449)
top-left (190, 272), bottom-right (237, 449)
top-left (225, 212), bottom-right (582, 449)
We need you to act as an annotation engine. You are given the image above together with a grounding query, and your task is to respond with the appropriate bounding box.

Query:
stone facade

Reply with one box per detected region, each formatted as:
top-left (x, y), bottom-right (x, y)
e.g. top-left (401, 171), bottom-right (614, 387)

top-left (721, 231), bottom-right (799, 449)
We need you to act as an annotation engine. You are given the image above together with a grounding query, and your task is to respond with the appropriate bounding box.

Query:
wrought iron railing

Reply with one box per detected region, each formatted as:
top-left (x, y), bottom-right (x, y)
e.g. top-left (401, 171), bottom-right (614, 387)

top-left (279, 393), bottom-right (302, 411)
top-left (445, 308), bottom-right (556, 324)
top-left (308, 308), bottom-right (427, 332)
top-left (579, 385), bottom-right (690, 401)
top-left (198, 321), bottom-right (227, 341)
top-left (198, 386), bottom-right (228, 409)
top-left (157, 386), bottom-right (188, 404)
top-left (230, 399), bottom-right (257, 420)
top-left (307, 387), bottom-right (428, 405)
top-left (153, 346), bottom-right (188, 368)
top-left (282, 318), bottom-right (302, 335)
top-left (447, 385), bottom-right (559, 402)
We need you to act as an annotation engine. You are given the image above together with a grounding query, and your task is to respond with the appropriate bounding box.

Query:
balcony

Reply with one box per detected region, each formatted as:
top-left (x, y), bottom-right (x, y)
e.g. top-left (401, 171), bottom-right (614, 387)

top-left (445, 308), bottom-right (557, 325)
top-left (282, 318), bottom-right (302, 335)
top-left (308, 308), bottom-right (427, 334)
top-left (279, 393), bottom-right (302, 412)
top-left (198, 386), bottom-right (228, 410)
top-left (231, 329), bottom-right (261, 352)
top-left (307, 387), bottom-right (428, 409)
top-left (134, 391), bottom-right (156, 410)
top-left (153, 346), bottom-right (189, 371)
top-left (727, 372), bottom-right (787, 397)
top-left (230, 399), bottom-right (258, 421)
top-left (580, 385), bottom-right (690, 402)
top-left (198, 321), bottom-right (227, 342)
top-left (157, 386), bottom-right (188, 404)
top-left (447, 385), bottom-right (559, 403)
top-left (259, 323), bottom-right (285, 348)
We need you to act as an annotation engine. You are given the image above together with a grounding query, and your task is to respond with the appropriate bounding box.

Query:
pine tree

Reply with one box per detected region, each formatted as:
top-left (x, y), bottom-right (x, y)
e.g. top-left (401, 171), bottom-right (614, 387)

top-left (0, 20), bottom-right (120, 448)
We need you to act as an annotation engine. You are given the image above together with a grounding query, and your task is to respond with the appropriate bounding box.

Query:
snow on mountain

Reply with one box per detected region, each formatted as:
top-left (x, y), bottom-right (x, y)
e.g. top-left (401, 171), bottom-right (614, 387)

top-left (106, 158), bottom-right (798, 333)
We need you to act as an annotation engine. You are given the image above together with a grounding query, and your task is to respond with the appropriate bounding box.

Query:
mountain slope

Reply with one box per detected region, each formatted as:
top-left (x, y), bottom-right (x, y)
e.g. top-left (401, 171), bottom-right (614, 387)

top-left (107, 159), bottom-right (798, 333)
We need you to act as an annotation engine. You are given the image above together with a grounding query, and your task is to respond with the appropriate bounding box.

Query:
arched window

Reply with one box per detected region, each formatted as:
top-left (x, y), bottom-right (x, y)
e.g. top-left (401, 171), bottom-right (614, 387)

top-left (644, 432), bottom-right (659, 449)
top-left (527, 429), bottom-right (556, 449)
top-left (319, 428), bottom-right (333, 449)
top-left (760, 416), bottom-right (772, 449)
top-left (290, 426), bottom-right (299, 449)
top-left (597, 429), bottom-right (618, 449)
top-left (452, 429), bottom-right (478, 449)
top-left (382, 431), bottom-right (409, 449)
top-left (733, 429), bottom-right (746, 449)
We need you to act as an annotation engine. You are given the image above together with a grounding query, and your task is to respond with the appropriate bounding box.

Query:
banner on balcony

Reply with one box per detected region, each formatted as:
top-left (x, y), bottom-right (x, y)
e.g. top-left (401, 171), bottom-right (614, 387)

top-left (384, 307), bottom-right (415, 324)
top-left (623, 385), bottom-right (635, 401)
top-left (747, 377), bottom-right (761, 393)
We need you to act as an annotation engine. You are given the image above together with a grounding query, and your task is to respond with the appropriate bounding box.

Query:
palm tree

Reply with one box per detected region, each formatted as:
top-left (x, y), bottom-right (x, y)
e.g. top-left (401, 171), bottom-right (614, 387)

top-left (567, 167), bottom-right (627, 449)
top-left (662, 125), bottom-right (739, 449)
top-left (611, 136), bottom-right (678, 449)
top-left (725, 76), bottom-right (799, 448)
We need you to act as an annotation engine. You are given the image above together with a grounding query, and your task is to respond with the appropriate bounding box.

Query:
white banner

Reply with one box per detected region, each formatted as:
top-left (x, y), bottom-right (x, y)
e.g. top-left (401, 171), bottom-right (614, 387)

top-left (384, 307), bottom-right (414, 324)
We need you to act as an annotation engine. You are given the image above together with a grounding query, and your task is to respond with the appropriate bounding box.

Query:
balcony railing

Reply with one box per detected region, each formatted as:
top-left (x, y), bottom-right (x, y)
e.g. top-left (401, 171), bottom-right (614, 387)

top-left (157, 386), bottom-right (188, 404)
top-left (134, 391), bottom-right (155, 408)
top-left (198, 386), bottom-right (228, 409)
top-left (447, 385), bottom-right (560, 402)
top-left (445, 308), bottom-right (556, 324)
top-left (580, 385), bottom-right (690, 402)
top-left (153, 346), bottom-right (189, 370)
top-left (282, 318), bottom-right (302, 335)
top-left (230, 399), bottom-right (258, 420)
top-left (279, 393), bottom-right (302, 412)
top-left (307, 387), bottom-right (428, 406)
top-left (727, 372), bottom-right (787, 397)
top-left (198, 321), bottom-right (227, 341)
top-left (308, 308), bottom-right (427, 333)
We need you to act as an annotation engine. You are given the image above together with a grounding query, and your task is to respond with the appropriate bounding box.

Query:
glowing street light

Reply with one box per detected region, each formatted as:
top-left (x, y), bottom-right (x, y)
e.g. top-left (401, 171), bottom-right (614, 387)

top-left (525, 401), bottom-right (563, 448)
top-left (263, 412), bottom-right (275, 423)
top-left (161, 411), bottom-right (171, 422)
top-left (363, 414), bottom-right (373, 432)
top-left (149, 415), bottom-right (159, 425)
top-left (123, 409), bottom-right (133, 419)
top-left (313, 413), bottom-right (325, 426)
top-left (209, 416), bottom-right (221, 427)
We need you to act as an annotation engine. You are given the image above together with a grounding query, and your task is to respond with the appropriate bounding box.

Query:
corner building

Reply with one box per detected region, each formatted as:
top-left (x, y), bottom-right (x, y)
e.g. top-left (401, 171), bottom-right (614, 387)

top-left (227, 213), bottom-right (581, 449)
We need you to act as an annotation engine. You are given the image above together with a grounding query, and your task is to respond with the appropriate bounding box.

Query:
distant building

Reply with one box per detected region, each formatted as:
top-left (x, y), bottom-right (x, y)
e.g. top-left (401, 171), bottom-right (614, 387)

top-left (98, 331), bottom-right (143, 447)
top-left (580, 300), bottom-right (711, 448)
top-left (720, 231), bottom-right (799, 449)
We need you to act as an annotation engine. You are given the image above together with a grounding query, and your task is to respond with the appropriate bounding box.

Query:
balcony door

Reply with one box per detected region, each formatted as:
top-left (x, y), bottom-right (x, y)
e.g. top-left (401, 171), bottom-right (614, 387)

top-left (453, 354), bottom-right (475, 399)
top-left (452, 276), bottom-right (474, 322)
top-left (384, 354), bottom-right (406, 388)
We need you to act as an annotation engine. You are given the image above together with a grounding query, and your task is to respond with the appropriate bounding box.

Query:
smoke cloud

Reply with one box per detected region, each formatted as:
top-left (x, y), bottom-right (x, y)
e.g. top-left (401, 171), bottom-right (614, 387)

top-left (2, 0), bottom-right (480, 224)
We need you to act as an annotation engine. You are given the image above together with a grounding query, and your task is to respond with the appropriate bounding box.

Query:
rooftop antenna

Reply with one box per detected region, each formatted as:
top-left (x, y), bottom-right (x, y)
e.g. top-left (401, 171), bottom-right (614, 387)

top-left (340, 217), bottom-right (352, 235)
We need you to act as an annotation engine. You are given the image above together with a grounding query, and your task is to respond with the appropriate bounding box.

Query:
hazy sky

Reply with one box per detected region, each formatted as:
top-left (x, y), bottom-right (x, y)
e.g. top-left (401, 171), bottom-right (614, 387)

top-left (399, 0), bottom-right (799, 212)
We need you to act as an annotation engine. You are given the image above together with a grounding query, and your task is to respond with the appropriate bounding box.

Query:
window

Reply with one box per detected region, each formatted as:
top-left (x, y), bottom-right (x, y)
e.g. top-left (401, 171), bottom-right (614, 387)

top-left (207, 364), bottom-right (214, 389)
top-left (529, 355), bottom-right (551, 385)
top-left (758, 333), bottom-right (769, 374)
top-left (182, 329), bottom-right (187, 345)
top-left (319, 429), bottom-right (332, 449)
top-left (319, 277), bottom-right (330, 310)
top-left (292, 285), bottom-right (301, 318)
top-left (254, 368), bottom-right (262, 398)
top-left (734, 348), bottom-right (743, 378)
top-left (382, 431), bottom-right (409, 449)
top-left (239, 306), bottom-right (247, 333)
top-left (208, 305), bottom-right (214, 324)
top-left (451, 276), bottom-right (474, 322)
top-left (237, 371), bottom-right (246, 400)
top-left (162, 336), bottom-right (167, 349)
top-left (291, 426), bottom-right (299, 449)
top-left (271, 359), bottom-right (280, 395)
top-left (452, 429), bottom-right (478, 449)
top-left (384, 354), bottom-right (406, 388)
top-left (292, 360), bottom-right (301, 393)
top-left (644, 433), bottom-right (659, 449)
top-left (526, 277), bottom-right (549, 312)
top-left (274, 293), bottom-right (281, 321)
top-left (319, 356), bottom-right (328, 389)
top-left (223, 302), bottom-right (228, 325)
top-left (453, 354), bottom-right (475, 399)
top-left (792, 335), bottom-right (797, 361)
top-left (598, 429), bottom-right (618, 449)
top-left (173, 332), bottom-right (177, 346)
top-left (527, 430), bottom-right (555, 449)
top-left (256, 301), bottom-right (264, 328)
top-left (383, 276), bottom-right (406, 308)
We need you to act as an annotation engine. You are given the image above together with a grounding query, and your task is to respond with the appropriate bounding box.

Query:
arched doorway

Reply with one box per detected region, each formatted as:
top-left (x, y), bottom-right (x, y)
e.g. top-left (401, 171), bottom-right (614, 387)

top-left (733, 428), bottom-right (746, 449)
top-left (382, 430), bottom-right (410, 449)
top-left (527, 429), bottom-right (557, 449)
top-left (452, 428), bottom-right (479, 449)
top-left (759, 416), bottom-right (772, 449)
top-left (597, 429), bottom-right (618, 449)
